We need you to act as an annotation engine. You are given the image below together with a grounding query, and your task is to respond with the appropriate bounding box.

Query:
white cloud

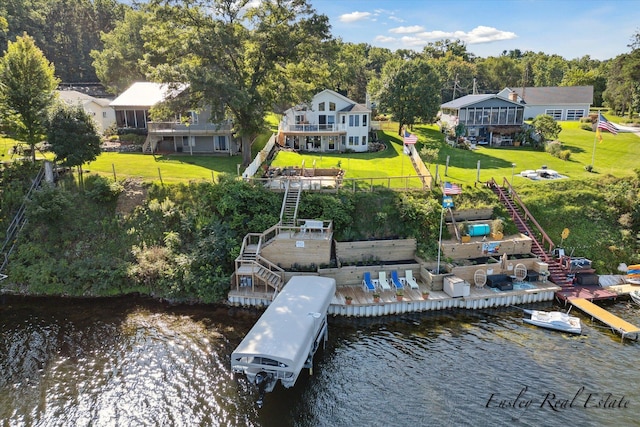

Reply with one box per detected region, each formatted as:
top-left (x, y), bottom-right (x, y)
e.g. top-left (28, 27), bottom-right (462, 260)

top-left (415, 26), bottom-right (517, 45)
top-left (339, 11), bottom-right (372, 23)
top-left (464, 26), bottom-right (517, 43)
top-left (374, 35), bottom-right (397, 43)
top-left (389, 25), bottom-right (425, 34)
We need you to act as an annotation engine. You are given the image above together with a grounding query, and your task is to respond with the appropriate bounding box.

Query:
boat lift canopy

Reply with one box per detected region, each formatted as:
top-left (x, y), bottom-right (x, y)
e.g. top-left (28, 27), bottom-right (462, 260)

top-left (231, 276), bottom-right (336, 389)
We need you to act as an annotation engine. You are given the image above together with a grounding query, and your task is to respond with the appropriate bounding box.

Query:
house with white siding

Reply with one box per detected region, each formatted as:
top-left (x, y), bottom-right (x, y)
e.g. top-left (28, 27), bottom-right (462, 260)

top-left (278, 89), bottom-right (371, 153)
top-left (497, 86), bottom-right (593, 121)
top-left (57, 90), bottom-right (115, 134)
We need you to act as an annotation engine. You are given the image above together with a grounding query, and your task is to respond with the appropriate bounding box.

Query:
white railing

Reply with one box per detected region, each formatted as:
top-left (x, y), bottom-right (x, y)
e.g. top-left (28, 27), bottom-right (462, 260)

top-left (243, 134), bottom-right (276, 178)
top-left (280, 123), bottom-right (346, 132)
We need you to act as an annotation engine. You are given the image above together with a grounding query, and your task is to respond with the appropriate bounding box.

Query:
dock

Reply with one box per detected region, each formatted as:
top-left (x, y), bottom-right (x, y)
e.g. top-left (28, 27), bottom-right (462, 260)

top-left (569, 298), bottom-right (640, 341)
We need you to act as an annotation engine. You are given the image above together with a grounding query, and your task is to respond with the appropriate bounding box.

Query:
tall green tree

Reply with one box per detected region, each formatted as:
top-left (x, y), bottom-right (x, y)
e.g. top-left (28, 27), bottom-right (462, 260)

top-left (476, 56), bottom-right (522, 93)
top-left (91, 8), bottom-right (151, 94)
top-left (0, 33), bottom-right (59, 161)
top-left (46, 103), bottom-right (102, 187)
top-left (142, 0), bottom-right (332, 166)
top-left (374, 57), bottom-right (441, 135)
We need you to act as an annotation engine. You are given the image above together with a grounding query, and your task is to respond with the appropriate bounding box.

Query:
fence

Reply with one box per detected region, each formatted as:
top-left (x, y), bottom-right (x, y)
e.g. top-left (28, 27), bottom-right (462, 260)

top-left (242, 134), bottom-right (277, 179)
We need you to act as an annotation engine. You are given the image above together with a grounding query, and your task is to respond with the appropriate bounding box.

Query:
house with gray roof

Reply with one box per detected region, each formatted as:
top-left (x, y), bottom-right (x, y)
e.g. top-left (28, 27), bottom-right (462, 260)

top-left (440, 94), bottom-right (525, 146)
top-left (278, 89), bottom-right (371, 153)
top-left (497, 86), bottom-right (593, 121)
top-left (110, 82), bottom-right (237, 155)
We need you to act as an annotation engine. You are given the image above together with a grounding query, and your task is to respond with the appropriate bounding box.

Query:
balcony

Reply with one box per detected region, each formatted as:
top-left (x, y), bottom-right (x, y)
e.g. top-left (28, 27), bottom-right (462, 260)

top-left (280, 123), bottom-right (347, 133)
top-left (147, 121), bottom-right (232, 135)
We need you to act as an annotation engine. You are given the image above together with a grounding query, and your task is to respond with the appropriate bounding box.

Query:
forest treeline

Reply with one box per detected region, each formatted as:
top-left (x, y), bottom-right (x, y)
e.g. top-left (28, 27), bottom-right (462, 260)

top-left (2, 0), bottom-right (640, 117)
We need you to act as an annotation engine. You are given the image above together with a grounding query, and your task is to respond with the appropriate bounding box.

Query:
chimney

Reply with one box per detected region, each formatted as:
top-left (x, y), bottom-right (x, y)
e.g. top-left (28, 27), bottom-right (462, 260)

top-left (509, 92), bottom-right (518, 102)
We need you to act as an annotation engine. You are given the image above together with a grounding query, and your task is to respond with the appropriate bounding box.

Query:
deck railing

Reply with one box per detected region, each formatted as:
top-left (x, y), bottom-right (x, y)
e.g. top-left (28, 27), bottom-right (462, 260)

top-left (496, 177), bottom-right (555, 258)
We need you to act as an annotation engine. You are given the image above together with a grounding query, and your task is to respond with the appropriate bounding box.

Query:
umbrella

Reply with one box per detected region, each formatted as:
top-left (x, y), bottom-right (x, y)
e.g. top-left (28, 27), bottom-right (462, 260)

top-left (501, 253), bottom-right (508, 272)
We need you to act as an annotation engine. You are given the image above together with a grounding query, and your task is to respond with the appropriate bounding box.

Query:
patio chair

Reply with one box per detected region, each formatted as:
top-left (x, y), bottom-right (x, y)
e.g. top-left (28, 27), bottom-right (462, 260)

top-left (390, 271), bottom-right (404, 290)
top-left (405, 270), bottom-right (419, 290)
top-left (378, 271), bottom-right (392, 291)
top-left (362, 272), bottom-right (376, 292)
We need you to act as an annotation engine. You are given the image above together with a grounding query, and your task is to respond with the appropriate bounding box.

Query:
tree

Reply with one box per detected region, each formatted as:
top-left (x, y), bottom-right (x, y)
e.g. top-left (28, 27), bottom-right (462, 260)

top-left (141, 0), bottom-right (332, 166)
top-left (531, 114), bottom-right (562, 142)
top-left (476, 56), bottom-right (522, 93)
top-left (0, 33), bottom-right (59, 161)
top-left (375, 57), bottom-right (442, 135)
top-left (47, 103), bottom-right (102, 187)
top-left (91, 8), bottom-right (151, 94)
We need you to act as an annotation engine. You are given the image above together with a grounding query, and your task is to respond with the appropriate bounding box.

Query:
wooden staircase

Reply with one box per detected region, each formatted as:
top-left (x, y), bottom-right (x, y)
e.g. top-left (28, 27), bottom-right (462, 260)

top-left (279, 179), bottom-right (301, 227)
top-left (488, 178), bottom-right (572, 287)
top-left (234, 230), bottom-right (285, 292)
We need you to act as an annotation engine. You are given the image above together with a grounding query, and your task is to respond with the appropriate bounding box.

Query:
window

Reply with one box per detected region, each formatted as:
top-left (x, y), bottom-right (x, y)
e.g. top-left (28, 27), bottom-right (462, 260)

top-left (341, 116), bottom-right (346, 124)
top-left (566, 109), bottom-right (585, 120)
top-left (507, 107), bottom-right (515, 124)
top-left (362, 115), bottom-right (367, 126)
top-left (348, 136), bottom-right (359, 146)
top-left (327, 115), bottom-right (335, 130)
top-left (329, 102), bottom-right (336, 111)
top-left (499, 107), bottom-right (507, 124)
top-left (216, 135), bottom-right (227, 150)
top-left (490, 108), bottom-right (499, 124)
top-left (102, 111), bottom-right (107, 118)
top-left (349, 115), bottom-right (359, 127)
top-left (362, 136), bottom-right (367, 145)
top-left (545, 109), bottom-right (562, 120)
top-left (318, 102), bottom-right (325, 111)
top-left (182, 136), bottom-right (195, 147)
top-left (328, 136), bottom-right (336, 150)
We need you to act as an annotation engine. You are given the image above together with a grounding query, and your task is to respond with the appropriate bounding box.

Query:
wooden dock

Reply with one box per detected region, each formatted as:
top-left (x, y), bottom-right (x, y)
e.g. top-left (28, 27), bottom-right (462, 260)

top-left (569, 298), bottom-right (640, 341)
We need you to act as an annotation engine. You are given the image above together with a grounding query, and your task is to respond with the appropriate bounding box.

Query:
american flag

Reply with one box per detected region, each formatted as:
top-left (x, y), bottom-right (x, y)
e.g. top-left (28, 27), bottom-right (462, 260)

top-left (597, 113), bottom-right (618, 135)
top-left (403, 133), bottom-right (418, 144)
top-left (443, 182), bottom-right (462, 195)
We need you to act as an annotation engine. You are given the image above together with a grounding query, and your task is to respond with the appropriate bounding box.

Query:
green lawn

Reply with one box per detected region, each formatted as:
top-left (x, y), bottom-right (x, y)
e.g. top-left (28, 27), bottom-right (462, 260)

top-left (2, 115), bottom-right (638, 186)
top-left (410, 121), bottom-right (639, 187)
top-left (85, 152), bottom-right (243, 184)
top-left (271, 127), bottom-right (425, 188)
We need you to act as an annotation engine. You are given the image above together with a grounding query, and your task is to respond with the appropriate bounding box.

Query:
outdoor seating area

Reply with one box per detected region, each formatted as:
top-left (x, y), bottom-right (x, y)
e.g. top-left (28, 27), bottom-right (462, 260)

top-left (361, 270), bottom-right (418, 293)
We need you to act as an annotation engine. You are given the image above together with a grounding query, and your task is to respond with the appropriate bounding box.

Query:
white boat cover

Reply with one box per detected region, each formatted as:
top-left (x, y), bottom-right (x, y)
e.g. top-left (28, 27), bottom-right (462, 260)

top-left (231, 276), bottom-right (336, 384)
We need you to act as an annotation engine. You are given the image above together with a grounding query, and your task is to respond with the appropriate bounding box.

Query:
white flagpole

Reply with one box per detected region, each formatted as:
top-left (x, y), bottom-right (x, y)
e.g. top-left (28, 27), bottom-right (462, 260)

top-left (591, 115), bottom-right (600, 168)
top-left (436, 205), bottom-right (444, 274)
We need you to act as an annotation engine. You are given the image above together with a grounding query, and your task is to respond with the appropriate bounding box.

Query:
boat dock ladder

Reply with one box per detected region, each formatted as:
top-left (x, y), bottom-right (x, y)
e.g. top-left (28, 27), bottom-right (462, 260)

top-left (569, 298), bottom-right (640, 341)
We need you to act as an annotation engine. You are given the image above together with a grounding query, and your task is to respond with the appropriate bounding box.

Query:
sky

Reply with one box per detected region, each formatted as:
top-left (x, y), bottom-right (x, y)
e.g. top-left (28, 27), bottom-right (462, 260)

top-left (310, 0), bottom-right (640, 60)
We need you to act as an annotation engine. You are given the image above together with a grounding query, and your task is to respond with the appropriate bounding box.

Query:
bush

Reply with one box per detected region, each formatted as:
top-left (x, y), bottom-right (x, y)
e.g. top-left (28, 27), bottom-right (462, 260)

top-left (580, 123), bottom-right (594, 131)
top-left (559, 149), bottom-right (571, 161)
top-left (545, 140), bottom-right (562, 157)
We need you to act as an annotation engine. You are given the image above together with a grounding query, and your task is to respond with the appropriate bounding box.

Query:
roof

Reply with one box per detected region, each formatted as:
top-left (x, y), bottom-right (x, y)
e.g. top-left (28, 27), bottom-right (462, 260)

top-left (339, 103), bottom-right (370, 113)
top-left (57, 90), bottom-right (112, 107)
top-left (441, 94), bottom-right (505, 109)
top-left (110, 82), bottom-right (187, 108)
top-left (509, 86), bottom-right (593, 105)
top-left (231, 276), bottom-right (336, 373)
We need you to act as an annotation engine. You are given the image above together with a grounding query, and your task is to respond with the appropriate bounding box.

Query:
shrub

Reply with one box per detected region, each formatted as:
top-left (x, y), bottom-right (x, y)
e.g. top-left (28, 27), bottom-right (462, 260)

top-left (559, 150), bottom-right (571, 161)
top-left (544, 140), bottom-right (562, 157)
top-left (580, 123), bottom-right (594, 131)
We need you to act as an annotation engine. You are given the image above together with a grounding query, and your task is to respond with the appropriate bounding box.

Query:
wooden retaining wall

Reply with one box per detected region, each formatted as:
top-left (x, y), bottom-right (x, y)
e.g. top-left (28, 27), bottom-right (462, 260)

top-left (336, 239), bottom-right (417, 264)
top-left (440, 234), bottom-right (532, 260)
top-left (260, 236), bottom-right (332, 269)
top-left (318, 263), bottom-right (421, 286)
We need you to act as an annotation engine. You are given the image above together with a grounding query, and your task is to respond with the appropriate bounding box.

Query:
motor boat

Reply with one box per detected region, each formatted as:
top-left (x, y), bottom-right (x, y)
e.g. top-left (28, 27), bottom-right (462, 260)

top-left (523, 309), bottom-right (582, 334)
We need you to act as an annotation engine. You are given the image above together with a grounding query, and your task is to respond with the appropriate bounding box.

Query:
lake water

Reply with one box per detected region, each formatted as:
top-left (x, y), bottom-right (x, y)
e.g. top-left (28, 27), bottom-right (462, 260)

top-left (1, 295), bottom-right (639, 426)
